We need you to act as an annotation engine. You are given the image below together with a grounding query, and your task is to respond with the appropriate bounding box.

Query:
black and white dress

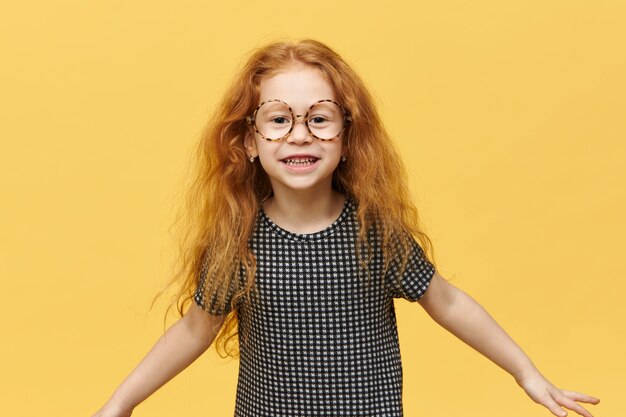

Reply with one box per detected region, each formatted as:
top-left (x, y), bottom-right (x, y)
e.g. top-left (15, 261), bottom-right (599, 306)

top-left (194, 198), bottom-right (435, 417)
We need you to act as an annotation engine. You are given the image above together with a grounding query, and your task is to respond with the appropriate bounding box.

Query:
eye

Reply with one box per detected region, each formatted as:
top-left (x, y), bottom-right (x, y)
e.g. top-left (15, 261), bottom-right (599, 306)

top-left (309, 116), bottom-right (329, 125)
top-left (266, 113), bottom-right (292, 126)
top-left (271, 116), bottom-right (290, 125)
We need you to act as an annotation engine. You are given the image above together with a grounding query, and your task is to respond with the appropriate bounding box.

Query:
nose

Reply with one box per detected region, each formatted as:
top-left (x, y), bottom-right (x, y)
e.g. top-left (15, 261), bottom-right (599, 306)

top-left (286, 115), bottom-right (313, 144)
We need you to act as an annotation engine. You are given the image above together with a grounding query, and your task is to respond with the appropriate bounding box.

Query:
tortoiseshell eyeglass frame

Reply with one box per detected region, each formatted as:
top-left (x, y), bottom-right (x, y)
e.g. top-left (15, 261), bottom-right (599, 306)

top-left (245, 99), bottom-right (352, 142)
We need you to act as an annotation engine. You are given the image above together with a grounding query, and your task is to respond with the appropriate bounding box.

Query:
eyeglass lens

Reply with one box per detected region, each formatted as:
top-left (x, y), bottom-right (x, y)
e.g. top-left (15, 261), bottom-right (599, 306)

top-left (254, 101), bottom-right (345, 140)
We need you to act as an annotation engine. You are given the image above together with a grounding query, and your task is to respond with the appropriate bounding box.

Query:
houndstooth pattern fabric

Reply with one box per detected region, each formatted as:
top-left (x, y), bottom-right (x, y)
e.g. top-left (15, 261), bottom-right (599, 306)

top-left (194, 198), bottom-right (435, 416)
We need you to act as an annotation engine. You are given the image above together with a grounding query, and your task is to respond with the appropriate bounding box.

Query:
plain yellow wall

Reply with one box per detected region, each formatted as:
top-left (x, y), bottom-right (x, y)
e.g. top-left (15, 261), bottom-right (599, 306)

top-left (1, 1), bottom-right (623, 416)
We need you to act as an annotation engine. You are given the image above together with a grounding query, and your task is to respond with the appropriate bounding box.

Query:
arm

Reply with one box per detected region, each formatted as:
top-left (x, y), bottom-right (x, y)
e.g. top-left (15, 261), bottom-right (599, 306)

top-left (92, 303), bottom-right (226, 417)
top-left (417, 271), bottom-right (599, 417)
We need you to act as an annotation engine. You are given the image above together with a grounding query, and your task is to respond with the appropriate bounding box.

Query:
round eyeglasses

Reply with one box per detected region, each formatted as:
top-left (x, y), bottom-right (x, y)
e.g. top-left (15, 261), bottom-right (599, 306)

top-left (246, 99), bottom-right (352, 141)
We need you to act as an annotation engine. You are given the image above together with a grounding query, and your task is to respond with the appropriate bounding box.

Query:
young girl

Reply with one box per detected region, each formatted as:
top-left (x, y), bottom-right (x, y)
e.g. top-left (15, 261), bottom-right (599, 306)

top-left (92, 39), bottom-right (599, 417)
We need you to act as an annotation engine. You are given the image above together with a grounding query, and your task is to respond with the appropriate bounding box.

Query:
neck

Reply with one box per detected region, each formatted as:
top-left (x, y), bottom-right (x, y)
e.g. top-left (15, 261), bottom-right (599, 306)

top-left (263, 187), bottom-right (346, 234)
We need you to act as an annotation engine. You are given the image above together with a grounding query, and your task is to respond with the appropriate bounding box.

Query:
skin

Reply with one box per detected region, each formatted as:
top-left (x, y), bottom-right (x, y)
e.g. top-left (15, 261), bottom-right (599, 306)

top-left (92, 304), bottom-right (225, 417)
top-left (91, 64), bottom-right (599, 417)
top-left (418, 272), bottom-right (600, 417)
top-left (244, 64), bottom-right (347, 234)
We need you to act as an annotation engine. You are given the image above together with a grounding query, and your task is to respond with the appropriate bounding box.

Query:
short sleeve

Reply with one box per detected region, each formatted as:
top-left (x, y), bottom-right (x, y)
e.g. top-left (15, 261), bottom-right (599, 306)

top-left (386, 235), bottom-right (436, 302)
top-left (193, 256), bottom-right (238, 316)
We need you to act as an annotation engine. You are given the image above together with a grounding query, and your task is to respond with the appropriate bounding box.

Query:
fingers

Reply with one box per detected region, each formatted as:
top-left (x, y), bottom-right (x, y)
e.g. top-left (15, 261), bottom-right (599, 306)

top-left (559, 397), bottom-right (593, 417)
top-left (543, 395), bottom-right (568, 417)
top-left (540, 387), bottom-right (600, 417)
top-left (561, 390), bottom-right (601, 405)
top-left (552, 389), bottom-right (597, 417)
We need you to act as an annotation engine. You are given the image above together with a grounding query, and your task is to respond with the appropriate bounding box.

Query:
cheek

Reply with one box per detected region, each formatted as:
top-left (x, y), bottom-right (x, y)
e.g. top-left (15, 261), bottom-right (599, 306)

top-left (327, 141), bottom-right (344, 159)
top-left (255, 142), bottom-right (280, 162)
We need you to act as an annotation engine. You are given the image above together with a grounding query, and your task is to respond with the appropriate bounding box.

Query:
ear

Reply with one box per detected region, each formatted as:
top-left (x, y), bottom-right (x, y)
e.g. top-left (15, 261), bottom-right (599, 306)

top-left (244, 130), bottom-right (258, 159)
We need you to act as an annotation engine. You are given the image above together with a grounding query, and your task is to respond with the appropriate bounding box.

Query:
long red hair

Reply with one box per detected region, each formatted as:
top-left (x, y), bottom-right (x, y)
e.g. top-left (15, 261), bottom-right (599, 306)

top-left (158, 39), bottom-right (435, 357)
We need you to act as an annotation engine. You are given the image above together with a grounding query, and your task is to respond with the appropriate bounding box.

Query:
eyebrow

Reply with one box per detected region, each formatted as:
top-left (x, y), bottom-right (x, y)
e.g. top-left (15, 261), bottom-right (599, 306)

top-left (258, 99), bottom-right (337, 110)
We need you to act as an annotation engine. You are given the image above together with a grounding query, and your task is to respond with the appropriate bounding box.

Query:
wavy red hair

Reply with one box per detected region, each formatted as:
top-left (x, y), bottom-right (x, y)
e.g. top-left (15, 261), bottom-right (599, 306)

top-left (157, 39), bottom-right (436, 358)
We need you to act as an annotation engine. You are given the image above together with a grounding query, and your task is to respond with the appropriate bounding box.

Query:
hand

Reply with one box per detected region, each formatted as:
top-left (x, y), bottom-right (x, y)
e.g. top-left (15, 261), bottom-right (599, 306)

top-left (517, 371), bottom-right (600, 417)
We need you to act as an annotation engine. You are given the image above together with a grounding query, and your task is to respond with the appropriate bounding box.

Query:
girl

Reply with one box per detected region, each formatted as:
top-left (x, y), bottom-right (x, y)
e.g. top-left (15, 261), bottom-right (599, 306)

top-left (92, 39), bottom-right (599, 417)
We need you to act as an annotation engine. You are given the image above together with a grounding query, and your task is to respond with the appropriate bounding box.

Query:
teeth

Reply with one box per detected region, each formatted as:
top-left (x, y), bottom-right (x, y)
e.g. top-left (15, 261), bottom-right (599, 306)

top-left (283, 158), bottom-right (317, 166)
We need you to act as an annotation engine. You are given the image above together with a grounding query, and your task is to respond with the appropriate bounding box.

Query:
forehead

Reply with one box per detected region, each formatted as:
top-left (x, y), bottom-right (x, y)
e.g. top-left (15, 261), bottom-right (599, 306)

top-left (259, 65), bottom-right (336, 109)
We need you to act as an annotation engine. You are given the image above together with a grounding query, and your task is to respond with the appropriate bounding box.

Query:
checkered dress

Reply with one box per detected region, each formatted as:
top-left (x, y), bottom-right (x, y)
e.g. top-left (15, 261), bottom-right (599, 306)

top-left (194, 198), bottom-right (435, 416)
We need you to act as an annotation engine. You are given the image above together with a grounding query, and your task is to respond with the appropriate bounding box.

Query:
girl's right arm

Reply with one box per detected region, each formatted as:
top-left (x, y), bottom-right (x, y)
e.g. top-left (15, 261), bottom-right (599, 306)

top-left (91, 303), bottom-right (226, 417)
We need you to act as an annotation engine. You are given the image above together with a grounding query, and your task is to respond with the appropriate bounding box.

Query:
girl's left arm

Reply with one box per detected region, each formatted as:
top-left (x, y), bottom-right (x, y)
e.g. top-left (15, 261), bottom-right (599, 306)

top-left (417, 271), bottom-right (600, 417)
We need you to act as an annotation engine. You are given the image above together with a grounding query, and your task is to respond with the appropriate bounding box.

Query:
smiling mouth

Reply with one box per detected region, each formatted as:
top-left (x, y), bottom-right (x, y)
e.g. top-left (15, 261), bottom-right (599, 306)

top-left (281, 157), bottom-right (319, 166)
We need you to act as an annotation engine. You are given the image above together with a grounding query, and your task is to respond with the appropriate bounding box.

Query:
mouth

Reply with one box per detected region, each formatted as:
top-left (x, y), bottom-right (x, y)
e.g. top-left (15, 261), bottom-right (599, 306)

top-left (280, 157), bottom-right (320, 166)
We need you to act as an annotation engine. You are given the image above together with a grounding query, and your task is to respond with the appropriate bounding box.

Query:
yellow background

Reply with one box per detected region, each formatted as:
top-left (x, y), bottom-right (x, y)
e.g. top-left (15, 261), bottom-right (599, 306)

top-left (1, 1), bottom-right (623, 416)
